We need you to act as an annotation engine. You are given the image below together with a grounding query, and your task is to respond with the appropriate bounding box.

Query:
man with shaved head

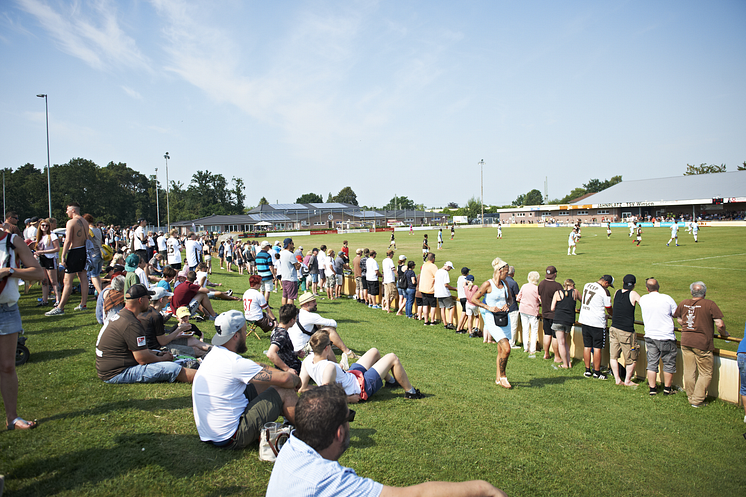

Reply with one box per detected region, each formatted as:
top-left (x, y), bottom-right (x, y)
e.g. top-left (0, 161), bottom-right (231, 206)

top-left (638, 278), bottom-right (678, 396)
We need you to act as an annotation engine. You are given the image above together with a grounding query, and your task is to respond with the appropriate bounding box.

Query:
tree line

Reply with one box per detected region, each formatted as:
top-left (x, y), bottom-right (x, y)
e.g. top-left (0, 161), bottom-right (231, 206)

top-left (3, 158), bottom-right (244, 227)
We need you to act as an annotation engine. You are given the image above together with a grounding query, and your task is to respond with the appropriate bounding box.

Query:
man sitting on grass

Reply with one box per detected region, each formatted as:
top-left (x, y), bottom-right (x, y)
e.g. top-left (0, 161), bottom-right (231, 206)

top-left (95, 284), bottom-right (195, 384)
top-left (266, 385), bottom-right (506, 496)
top-left (299, 330), bottom-right (424, 401)
top-left (192, 310), bottom-right (300, 449)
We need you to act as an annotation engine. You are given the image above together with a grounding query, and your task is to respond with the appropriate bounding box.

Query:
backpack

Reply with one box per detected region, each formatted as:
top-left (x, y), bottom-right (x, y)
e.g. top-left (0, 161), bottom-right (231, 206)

top-left (397, 266), bottom-right (408, 289)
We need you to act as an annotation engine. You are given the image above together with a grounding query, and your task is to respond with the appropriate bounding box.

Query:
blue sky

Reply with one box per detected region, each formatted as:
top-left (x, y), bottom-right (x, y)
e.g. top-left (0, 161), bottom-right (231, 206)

top-left (1, 0), bottom-right (744, 209)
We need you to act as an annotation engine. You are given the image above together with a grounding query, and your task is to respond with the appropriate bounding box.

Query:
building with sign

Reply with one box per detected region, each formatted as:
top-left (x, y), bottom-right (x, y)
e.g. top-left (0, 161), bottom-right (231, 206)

top-left (493, 171), bottom-right (746, 225)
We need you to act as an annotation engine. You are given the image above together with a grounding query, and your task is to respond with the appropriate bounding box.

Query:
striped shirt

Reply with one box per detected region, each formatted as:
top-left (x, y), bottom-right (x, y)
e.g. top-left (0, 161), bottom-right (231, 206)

top-left (255, 249), bottom-right (274, 281)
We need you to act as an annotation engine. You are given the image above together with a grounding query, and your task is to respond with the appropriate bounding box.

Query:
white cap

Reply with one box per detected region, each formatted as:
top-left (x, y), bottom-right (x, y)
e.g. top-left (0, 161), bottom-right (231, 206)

top-left (212, 310), bottom-right (246, 346)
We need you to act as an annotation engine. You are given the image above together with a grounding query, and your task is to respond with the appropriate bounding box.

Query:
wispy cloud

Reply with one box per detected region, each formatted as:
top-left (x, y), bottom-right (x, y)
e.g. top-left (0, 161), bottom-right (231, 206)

top-left (121, 85), bottom-right (142, 100)
top-left (15, 0), bottom-right (150, 71)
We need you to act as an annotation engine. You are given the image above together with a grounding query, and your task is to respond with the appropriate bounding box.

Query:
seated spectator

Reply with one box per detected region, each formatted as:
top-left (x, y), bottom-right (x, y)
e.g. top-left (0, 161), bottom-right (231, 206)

top-left (299, 330), bottom-right (424, 401)
top-left (267, 385), bottom-right (505, 497)
top-left (191, 310), bottom-right (301, 449)
top-left (140, 289), bottom-right (212, 358)
top-left (289, 292), bottom-right (358, 364)
top-left (195, 262), bottom-right (222, 288)
top-left (123, 254), bottom-right (141, 294)
top-left (267, 304), bottom-right (303, 374)
top-left (156, 266), bottom-right (177, 292)
top-left (243, 274), bottom-right (277, 333)
top-left (95, 284), bottom-right (195, 384)
top-left (96, 275), bottom-right (125, 325)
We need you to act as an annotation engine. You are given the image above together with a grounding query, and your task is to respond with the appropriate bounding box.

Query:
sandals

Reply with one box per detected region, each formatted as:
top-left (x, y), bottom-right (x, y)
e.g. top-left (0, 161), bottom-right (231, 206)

top-left (7, 417), bottom-right (38, 431)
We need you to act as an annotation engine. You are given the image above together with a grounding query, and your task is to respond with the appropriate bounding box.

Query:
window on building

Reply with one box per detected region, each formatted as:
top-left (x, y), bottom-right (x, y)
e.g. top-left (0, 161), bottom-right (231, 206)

top-left (559, 211), bottom-right (570, 216)
top-left (575, 210), bottom-right (588, 215)
top-left (596, 210), bottom-right (609, 215)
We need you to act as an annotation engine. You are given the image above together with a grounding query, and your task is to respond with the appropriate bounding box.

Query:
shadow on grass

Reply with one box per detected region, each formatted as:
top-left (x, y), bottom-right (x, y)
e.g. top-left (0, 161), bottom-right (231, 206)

top-left (24, 348), bottom-right (86, 364)
top-left (40, 396), bottom-right (193, 423)
top-left (9, 432), bottom-right (248, 496)
top-left (520, 376), bottom-right (584, 388)
top-left (22, 322), bottom-right (86, 334)
top-left (350, 427), bottom-right (378, 448)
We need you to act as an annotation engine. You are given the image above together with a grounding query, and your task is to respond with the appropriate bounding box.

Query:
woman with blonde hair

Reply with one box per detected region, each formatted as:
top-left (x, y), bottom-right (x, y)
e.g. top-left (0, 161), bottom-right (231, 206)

top-left (34, 218), bottom-right (61, 307)
top-left (550, 279), bottom-right (580, 368)
top-left (471, 257), bottom-right (514, 389)
top-left (516, 271), bottom-right (541, 358)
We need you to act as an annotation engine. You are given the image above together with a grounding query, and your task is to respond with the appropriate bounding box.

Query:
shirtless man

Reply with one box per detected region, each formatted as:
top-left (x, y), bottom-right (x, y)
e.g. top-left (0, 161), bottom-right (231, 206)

top-left (46, 202), bottom-right (90, 316)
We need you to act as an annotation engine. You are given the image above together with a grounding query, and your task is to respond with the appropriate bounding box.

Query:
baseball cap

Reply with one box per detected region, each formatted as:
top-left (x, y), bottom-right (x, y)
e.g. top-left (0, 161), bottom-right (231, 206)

top-left (150, 287), bottom-right (173, 300)
top-left (212, 310), bottom-right (246, 346)
top-left (125, 284), bottom-right (155, 300)
top-left (125, 254), bottom-right (141, 272)
top-left (283, 237), bottom-right (293, 248)
top-left (466, 274), bottom-right (475, 282)
top-left (623, 274), bottom-right (636, 289)
top-left (546, 265), bottom-right (557, 275)
top-left (444, 261), bottom-right (454, 269)
top-left (601, 275), bottom-right (615, 288)
top-left (260, 240), bottom-right (270, 249)
top-left (175, 306), bottom-right (191, 319)
top-left (461, 267), bottom-right (470, 275)
top-left (399, 255), bottom-right (407, 261)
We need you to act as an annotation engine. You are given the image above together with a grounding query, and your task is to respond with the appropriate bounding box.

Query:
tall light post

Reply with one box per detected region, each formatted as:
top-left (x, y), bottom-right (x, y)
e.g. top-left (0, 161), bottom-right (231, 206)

top-left (155, 166), bottom-right (160, 230)
top-left (478, 159), bottom-right (485, 226)
top-left (164, 152), bottom-right (170, 232)
top-left (36, 94), bottom-right (52, 218)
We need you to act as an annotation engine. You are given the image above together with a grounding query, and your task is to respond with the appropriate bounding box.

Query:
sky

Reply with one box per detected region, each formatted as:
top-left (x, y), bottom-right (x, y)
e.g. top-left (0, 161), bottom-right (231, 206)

top-left (1, 0), bottom-right (744, 210)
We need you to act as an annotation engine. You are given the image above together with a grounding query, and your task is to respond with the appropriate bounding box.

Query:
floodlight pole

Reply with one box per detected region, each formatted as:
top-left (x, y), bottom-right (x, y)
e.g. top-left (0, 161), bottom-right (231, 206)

top-left (479, 159), bottom-right (485, 226)
top-left (164, 153), bottom-right (170, 232)
top-left (155, 167), bottom-right (160, 230)
top-left (37, 94), bottom-right (52, 218)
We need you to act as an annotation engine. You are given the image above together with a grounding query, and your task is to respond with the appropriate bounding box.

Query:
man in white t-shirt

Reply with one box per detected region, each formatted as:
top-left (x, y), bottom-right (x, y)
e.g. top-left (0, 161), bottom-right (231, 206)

top-left (567, 228), bottom-right (579, 256)
top-left (667, 222), bottom-right (679, 247)
top-left (192, 310), bottom-right (300, 449)
top-left (365, 250), bottom-right (381, 309)
top-left (184, 233), bottom-right (202, 271)
top-left (288, 293), bottom-right (358, 366)
top-left (166, 230), bottom-right (182, 270)
top-left (278, 238), bottom-right (300, 305)
top-left (434, 261), bottom-right (457, 330)
top-left (639, 278), bottom-right (679, 396)
top-left (156, 232), bottom-right (167, 258)
top-left (578, 275), bottom-right (614, 379)
top-left (133, 218), bottom-right (147, 260)
top-left (380, 250), bottom-right (396, 313)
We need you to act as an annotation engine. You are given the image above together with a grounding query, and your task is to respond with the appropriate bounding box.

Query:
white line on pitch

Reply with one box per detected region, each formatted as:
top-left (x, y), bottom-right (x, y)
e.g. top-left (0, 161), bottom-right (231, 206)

top-left (652, 252), bottom-right (746, 264)
top-left (653, 264), bottom-right (746, 271)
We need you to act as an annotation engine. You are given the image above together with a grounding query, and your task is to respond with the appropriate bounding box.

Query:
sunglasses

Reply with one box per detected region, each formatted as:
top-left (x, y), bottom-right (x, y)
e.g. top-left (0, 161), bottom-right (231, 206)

top-left (40, 224), bottom-right (49, 227)
top-left (346, 409), bottom-right (356, 423)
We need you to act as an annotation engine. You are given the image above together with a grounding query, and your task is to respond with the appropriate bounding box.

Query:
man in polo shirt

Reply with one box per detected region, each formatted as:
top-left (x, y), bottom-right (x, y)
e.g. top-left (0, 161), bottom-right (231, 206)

top-left (674, 281), bottom-right (729, 407)
top-left (192, 310), bottom-right (300, 449)
top-left (578, 275), bottom-right (614, 380)
top-left (95, 284), bottom-right (195, 384)
top-left (279, 237), bottom-right (301, 305)
top-left (255, 240), bottom-right (277, 302)
top-left (418, 253), bottom-right (438, 325)
top-left (639, 278), bottom-right (679, 396)
top-left (266, 385), bottom-right (505, 496)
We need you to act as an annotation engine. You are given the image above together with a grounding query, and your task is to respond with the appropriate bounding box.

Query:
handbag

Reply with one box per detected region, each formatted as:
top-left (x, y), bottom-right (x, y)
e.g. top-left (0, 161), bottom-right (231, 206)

top-left (259, 423), bottom-right (293, 462)
top-left (493, 311), bottom-right (509, 327)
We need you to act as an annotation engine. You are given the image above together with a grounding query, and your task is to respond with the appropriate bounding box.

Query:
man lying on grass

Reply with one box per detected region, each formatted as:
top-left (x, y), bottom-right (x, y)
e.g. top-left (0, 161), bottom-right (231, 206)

top-left (266, 385), bottom-right (506, 497)
top-left (95, 284), bottom-right (196, 384)
top-left (299, 330), bottom-right (424, 401)
top-left (192, 310), bottom-right (301, 449)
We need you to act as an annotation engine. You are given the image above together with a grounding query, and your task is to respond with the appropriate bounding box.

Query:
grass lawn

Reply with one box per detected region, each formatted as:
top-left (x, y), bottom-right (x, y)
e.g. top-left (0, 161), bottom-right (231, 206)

top-left (2, 225), bottom-right (745, 496)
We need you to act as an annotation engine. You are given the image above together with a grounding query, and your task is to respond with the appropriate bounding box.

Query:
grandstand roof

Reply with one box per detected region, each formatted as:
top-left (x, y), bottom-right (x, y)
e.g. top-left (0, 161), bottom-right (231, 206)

top-left (582, 171), bottom-right (746, 204)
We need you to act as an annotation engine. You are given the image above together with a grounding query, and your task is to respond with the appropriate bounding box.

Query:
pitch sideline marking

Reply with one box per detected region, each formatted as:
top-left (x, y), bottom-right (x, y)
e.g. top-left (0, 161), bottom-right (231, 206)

top-left (652, 252), bottom-right (746, 265)
top-left (652, 264), bottom-right (746, 271)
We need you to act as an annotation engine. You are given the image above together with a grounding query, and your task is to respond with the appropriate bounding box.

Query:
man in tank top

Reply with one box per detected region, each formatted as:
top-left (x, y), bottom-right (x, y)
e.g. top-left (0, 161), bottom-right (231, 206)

top-left (609, 275), bottom-right (641, 386)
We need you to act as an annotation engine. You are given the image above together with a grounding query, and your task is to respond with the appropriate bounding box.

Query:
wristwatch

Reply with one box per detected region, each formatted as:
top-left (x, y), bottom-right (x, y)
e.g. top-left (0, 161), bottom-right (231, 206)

top-left (8, 268), bottom-right (14, 276)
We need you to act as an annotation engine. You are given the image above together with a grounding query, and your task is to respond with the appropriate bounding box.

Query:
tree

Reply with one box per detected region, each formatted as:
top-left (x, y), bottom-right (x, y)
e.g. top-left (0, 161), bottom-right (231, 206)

top-left (684, 163), bottom-right (726, 175)
top-left (524, 189), bottom-right (543, 205)
top-left (464, 196), bottom-right (483, 220)
top-left (511, 194), bottom-right (525, 207)
top-left (447, 202), bottom-right (459, 209)
top-left (332, 186), bottom-right (358, 206)
top-left (560, 187), bottom-right (588, 204)
top-left (383, 195), bottom-right (415, 210)
top-left (326, 192), bottom-right (333, 202)
top-left (258, 197), bottom-right (269, 205)
top-left (296, 193), bottom-right (323, 204)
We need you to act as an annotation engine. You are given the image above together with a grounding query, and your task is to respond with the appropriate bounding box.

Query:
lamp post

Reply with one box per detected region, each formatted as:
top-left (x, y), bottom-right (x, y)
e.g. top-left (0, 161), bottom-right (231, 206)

top-left (36, 94), bottom-right (52, 218)
top-left (478, 159), bottom-right (485, 226)
top-left (155, 167), bottom-right (160, 231)
top-left (164, 152), bottom-right (170, 232)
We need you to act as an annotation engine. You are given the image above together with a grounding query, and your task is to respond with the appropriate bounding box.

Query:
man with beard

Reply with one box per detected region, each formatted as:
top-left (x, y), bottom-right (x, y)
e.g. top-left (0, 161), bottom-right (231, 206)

top-left (289, 293), bottom-right (358, 366)
top-left (191, 310), bottom-right (301, 449)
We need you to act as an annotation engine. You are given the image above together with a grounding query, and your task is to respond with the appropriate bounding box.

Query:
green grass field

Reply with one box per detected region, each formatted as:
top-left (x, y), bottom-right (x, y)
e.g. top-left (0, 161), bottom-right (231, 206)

top-left (2, 225), bottom-right (745, 496)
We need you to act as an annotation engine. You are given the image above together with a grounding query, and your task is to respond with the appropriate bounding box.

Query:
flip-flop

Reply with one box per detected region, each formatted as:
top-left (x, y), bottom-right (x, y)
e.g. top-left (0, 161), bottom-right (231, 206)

top-left (7, 417), bottom-right (37, 431)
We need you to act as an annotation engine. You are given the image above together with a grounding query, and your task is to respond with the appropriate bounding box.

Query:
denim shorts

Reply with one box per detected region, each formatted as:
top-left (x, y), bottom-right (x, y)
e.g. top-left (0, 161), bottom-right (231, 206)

top-left (0, 303), bottom-right (23, 336)
top-left (88, 254), bottom-right (103, 278)
top-left (738, 353), bottom-right (746, 396)
top-left (104, 362), bottom-right (182, 384)
top-left (349, 363), bottom-right (383, 398)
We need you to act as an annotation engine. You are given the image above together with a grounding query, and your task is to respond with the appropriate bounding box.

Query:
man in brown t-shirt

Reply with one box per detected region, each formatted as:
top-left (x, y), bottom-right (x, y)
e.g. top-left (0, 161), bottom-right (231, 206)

top-left (538, 265), bottom-right (564, 361)
top-left (674, 281), bottom-right (728, 407)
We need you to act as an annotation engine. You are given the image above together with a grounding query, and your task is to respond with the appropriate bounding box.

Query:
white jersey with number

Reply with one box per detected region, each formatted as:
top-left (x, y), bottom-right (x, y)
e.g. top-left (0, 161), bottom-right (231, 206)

top-left (578, 281), bottom-right (611, 328)
top-left (242, 288), bottom-right (268, 321)
top-left (568, 231), bottom-right (578, 247)
top-left (167, 237), bottom-right (182, 265)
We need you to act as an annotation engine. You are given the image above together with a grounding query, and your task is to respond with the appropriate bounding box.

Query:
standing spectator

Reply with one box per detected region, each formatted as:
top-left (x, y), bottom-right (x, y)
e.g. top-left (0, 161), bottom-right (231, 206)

top-left (505, 266), bottom-right (521, 350)
top-left (255, 241), bottom-right (277, 303)
top-left (278, 238), bottom-right (301, 306)
top-left (359, 249), bottom-right (369, 304)
top-left (455, 267), bottom-right (470, 333)
top-left (34, 219), bottom-right (61, 307)
top-left (323, 250), bottom-right (336, 301)
top-left (307, 248), bottom-right (320, 296)
top-left (45, 202), bottom-right (89, 316)
top-left (516, 271), bottom-right (541, 358)
top-left (2, 211), bottom-right (21, 236)
top-left (340, 240), bottom-right (349, 262)
top-left (674, 281), bottom-right (728, 407)
top-left (381, 250), bottom-right (397, 313)
top-left (83, 213), bottom-right (104, 295)
top-left (550, 279), bottom-right (580, 368)
top-left (365, 250), bottom-right (381, 309)
top-left (434, 261), bottom-right (457, 330)
top-left (333, 251), bottom-right (348, 299)
top-left (538, 266), bottom-right (563, 359)
top-left (471, 257), bottom-right (514, 388)
top-left (578, 275), bottom-right (614, 380)
top-left (317, 244), bottom-right (328, 291)
top-left (133, 218), bottom-right (148, 262)
top-left (352, 249), bottom-right (363, 303)
top-left (404, 260), bottom-right (417, 319)
top-left (183, 233), bottom-right (202, 272)
top-left (0, 227), bottom-right (44, 430)
top-left (166, 229), bottom-right (182, 270)
top-left (737, 322), bottom-right (746, 422)
top-left (395, 255), bottom-right (408, 316)
top-left (418, 253), bottom-right (438, 325)
top-left (609, 275), bottom-right (641, 386)
top-left (639, 278), bottom-right (679, 396)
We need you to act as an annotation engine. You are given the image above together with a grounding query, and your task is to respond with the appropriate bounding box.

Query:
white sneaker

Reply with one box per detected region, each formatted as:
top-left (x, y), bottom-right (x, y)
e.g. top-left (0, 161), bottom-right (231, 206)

top-left (339, 352), bottom-right (350, 372)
